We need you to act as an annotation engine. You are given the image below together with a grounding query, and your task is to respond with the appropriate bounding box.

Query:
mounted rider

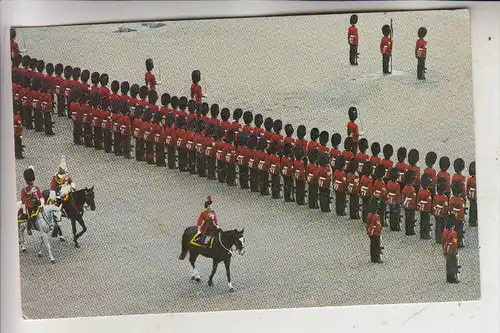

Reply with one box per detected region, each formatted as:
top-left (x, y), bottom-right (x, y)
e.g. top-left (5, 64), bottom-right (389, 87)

top-left (18, 166), bottom-right (44, 235)
top-left (196, 196), bottom-right (220, 245)
top-left (49, 155), bottom-right (76, 204)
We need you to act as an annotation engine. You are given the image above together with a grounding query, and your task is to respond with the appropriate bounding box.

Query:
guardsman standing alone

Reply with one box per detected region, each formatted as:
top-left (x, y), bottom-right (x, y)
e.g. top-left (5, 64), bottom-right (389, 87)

top-left (442, 221), bottom-right (460, 283)
top-left (466, 161), bottom-right (477, 227)
top-left (415, 27), bottom-right (427, 80)
top-left (366, 198), bottom-right (383, 264)
top-left (348, 14), bottom-right (359, 65)
top-left (417, 174), bottom-right (433, 240)
top-left (380, 24), bottom-right (392, 75)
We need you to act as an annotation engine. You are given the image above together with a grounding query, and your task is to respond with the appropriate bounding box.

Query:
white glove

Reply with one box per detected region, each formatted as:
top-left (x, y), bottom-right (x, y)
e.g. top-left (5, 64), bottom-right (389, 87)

top-left (197, 227), bottom-right (202, 233)
top-left (157, 80), bottom-right (162, 86)
top-left (202, 94), bottom-right (207, 98)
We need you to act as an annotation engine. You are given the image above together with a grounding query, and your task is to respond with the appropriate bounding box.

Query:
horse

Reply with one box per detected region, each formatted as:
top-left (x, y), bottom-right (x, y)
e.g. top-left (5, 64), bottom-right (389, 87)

top-left (179, 226), bottom-right (245, 292)
top-left (17, 202), bottom-right (63, 263)
top-left (43, 186), bottom-right (96, 248)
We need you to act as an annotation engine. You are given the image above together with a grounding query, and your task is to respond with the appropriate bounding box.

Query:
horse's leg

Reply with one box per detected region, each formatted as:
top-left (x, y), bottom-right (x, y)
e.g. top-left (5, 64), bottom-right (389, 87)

top-left (57, 224), bottom-right (66, 241)
top-left (189, 252), bottom-right (201, 282)
top-left (19, 225), bottom-right (26, 252)
top-left (208, 259), bottom-right (220, 286)
top-left (42, 233), bottom-right (55, 263)
top-left (74, 216), bottom-right (87, 243)
top-left (224, 259), bottom-right (234, 292)
top-left (38, 234), bottom-right (44, 257)
top-left (70, 218), bottom-right (79, 247)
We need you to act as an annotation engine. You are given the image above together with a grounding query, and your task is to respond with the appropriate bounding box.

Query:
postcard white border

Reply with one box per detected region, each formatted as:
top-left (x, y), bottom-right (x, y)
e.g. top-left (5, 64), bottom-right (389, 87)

top-left (1, 2), bottom-right (499, 333)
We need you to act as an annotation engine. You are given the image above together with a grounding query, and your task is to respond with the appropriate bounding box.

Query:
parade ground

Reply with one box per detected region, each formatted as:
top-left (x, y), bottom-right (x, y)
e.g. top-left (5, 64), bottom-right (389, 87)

top-left (14, 9), bottom-right (478, 319)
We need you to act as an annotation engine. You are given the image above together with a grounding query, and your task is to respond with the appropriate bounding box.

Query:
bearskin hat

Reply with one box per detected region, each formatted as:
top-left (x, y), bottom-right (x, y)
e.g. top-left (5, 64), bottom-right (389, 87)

top-left (225, 130), bottom-right (235, 144)
top-left (120, 81), bottom-right (130, 95)
top-left (187, 99), bottom-right (197, 114)
top-left (31, 77), bottom-right (41, 91)
top-left (72, 67), bottom-right (81, 80)
top-left (80, 69), bottom-right (90, 83)
top-left (90, 72), bottom-right (100, 85)
top-left (205, 123), bottom-right (217, 136)
top-left (425, 151), bottom-right (437, 167)
top-left (453, 158), bottom-right (465, 173)
top-left (350, 14), bottom-right (358, 25)
top-left (308, 148), bottom-right (318, 163)
top-left (99, 73), bottom-right (109, 87)
top-left (469, 161), bottom-right (476, 176)
top-left (146, 58), bottom-right (154, 72)
top-left (36, 60), bottom-right (45, 73)
top-left (418, 27), bottom-right (427, 39)
top-left (148, 90), bottom-right (158, 105)
top-left (420, 173), bottom-right (432, 189)
top-left (23, 167), bottom-right (35, 183)
top-left (319, 131), bottom-right (329, 146)
top-left (247, 135), bottom-right (258, 149)
top-left (397, 147), bottom-right (407, 162)
top-left (335, 154), bottom-right (346, 170)
top-left (41, 78), bottom-right (51, 93)
top-left (204, 196), bottom-right (213, 209)
top-left (10, 28), bottom-right (16, 40)
top-left (358, 138), bottom-right (368, 153)
top-left (264, 117), bottom-right (274, 131)
top-left (318, 152), bottom-right (329, 167)
top-left (241, 111), bottom-right (252, 125)
top-left (331, 133), bottom-right (341, 147)
top-left (130, 84), bottom-right (140, 98)
top-left (187, 118), bottom-right (197, 131)
top-left (283, 143), bottom-right (293, 157)
top-left (310, 127), bottom-right (320, 141)
top-left (221, 108), bottom-right (231, 121)
top-left (253, 114), bottom-right (263, 128)
top-left (344, 137), bottom-right (354, 151)
top-left (54, 63), bottom-right (64, 76)
top-left (111, 80), bottom-right (120, 94)
top-left (179, 96), bottom-right (188, 110)
top-left (153, 111), bottom-right (163, 124)
top-left (21, 55), bottom-right (31, 68)
top-left (158, 93), bottom-right (169, 107)
top-left (29, 58), bottom-right (38, 70)
top-left (294, 145), bottom-right (304, 160)
top-left (268, 141), bottom-right (278, 155)
top-left (210, 104), bottom-right (220, 118)
top-left (233, 108), bottom-right (243, 121)
top-left (237, 131), bottom-right (248, 146)
top-left (405, 169), bottom-right (416, 185)
top-left (169, 94), bottom-right (178, 109)
top-left (13, 54), bottom-right (22, 68)
top-left (408, 149), bottom-right (419, 166)
top-left (201, 103), bottom-right (209, 116)
top-left (192, 70), bottom-right (201, 84)
top-left (284, 124), bottom-right (294, 137)
top-left (216, 127), bottom-right (226, 140)
top-left (165, 113), bottom-right (175, 127)
top-left (63, 66), bottom-right (73, 79)
top-left (347, 158), bottom-right (358, 174)
top-left (362, 161), bottom-right (373, 176)
top-left (139, 86), bottom-right (149, 100)
top-left (297, 125), bottom-right (307, 139)
top-left (389, 167), bottom-right (399, 182)
top-left (382, 24), bottom-right (391, 37)
top-left (273, 119), bottom-right (283, 133)
top-left (439, 156), bottom-right (450, 171)
top-left (348, 107), bottom-right (358, 121)
top-left (257, 137), bottom-right (268, 151)
top-left (381, 144), bottom-right (392, 159)
top-left (176, 115), bottom-right (186, 129)
top-left (436, 178), bottom-right (447, 194)
top-left (374, 164), bottom-right (386, 180)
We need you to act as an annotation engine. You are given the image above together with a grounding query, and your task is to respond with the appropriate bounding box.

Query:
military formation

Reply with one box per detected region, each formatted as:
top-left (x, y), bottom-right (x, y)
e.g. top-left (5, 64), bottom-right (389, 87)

top-left (11, 20), bottom-right (474, 284)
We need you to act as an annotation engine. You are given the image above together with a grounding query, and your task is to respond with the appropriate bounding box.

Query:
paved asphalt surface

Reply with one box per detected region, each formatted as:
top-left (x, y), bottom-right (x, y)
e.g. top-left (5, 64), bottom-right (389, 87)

top-left (16, 116), bottom-right (479, 319)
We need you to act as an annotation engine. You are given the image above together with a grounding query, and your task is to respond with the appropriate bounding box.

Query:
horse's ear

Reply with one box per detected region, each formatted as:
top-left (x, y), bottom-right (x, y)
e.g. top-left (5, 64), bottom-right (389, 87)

top-left (91, 186), bottom-right (94, 191)
top-left (241, 228), bottom-right (244, 233)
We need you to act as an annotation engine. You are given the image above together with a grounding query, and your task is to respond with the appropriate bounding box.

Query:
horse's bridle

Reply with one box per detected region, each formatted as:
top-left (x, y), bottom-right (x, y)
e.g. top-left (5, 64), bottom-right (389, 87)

top-left (218, 232), bottom-right (234, 256)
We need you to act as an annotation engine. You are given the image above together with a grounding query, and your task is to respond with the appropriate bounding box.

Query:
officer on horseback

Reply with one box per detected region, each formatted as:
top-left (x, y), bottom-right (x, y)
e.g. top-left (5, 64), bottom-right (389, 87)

top-left (196, 196), bottom-right (220, 245)
top-left (49, 155), bottom-right (77, 204)
top-left (18, 166), bottom-right (44, 235)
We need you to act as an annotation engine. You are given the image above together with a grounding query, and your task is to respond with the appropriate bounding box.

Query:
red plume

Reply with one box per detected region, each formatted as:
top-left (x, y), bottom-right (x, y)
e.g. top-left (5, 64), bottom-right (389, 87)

top-left (207, 196), bottom-right (212, 201)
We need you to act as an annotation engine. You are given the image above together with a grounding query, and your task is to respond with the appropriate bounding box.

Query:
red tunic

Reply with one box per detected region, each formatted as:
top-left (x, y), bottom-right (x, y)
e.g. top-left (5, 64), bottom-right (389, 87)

top-left (11, 40), bottom-right (20, 58)
top-left (359, 175), bottom-right (373, 198)
top-left (416, 188), bottom-right (432, 213)
top-left (348, 26), bottom-right (359, 46)
top-left (256, 151), bottom-right (269, 172)
top-left (280, 156), bottom-right (294, 177)
top-left (164, 126), bottom-right (177, 147)
top-left (415, 39), bottom-right (427, 58)
top-left (437, 171), bottom-right (451, 194)
top-left (145, 72), bottom-right (156, 91)
top-left (241, 125), bottom-right (254, 135)
top-left (197, 210), bottom-right (218, 233)
top-left (92, 107), bottom-right (103, 128)
top-left (223, 143), bottom-right (236, 165)
top-left (133, 118), bottom-right (144, 139)
top-left (20, 185), bottom-right (43, 209)
top-left (120, 115), bottom-right (132, 136)
top-left (294, 139), bottom-right (308, 153)
top-left (69, 102), bottom-right (82, 123)
top-left (408, 165), bottom-right (421, 187)
top-left (40, 92), bottom-right (52, 113)
top-left (346, 121), bottom-right (359, 144)
top-left (143, 122), bottom-right (155, 142)
top-left (452, 173), bottom-right (466, 198)
top-left (329, 147), bottom-right (341, 169)
top-left (380, 36), bottom-right (392, 55)
top-left (153, 123), bottom-right (165, 144)
top-left (424, 167), bottom-right (437, 187)
top-left (220, 121), bottom-right (233, 133)
top-left (332, 169), bottom-right (346, 192)
top-left (307, 141), bottom-right (320, 153)
top-left (466, 176), bottom-right (476, 201)
top-left (82, 104), bottom-right (93, 124)
top-left (386, 180), bottom-right (401, 205)
top-left (449, 196), bottom-right (465, 221)
top-left (432, 194), bottom-right (449, 217)
top-left (50, 175), bottom-right (73, 192)
top-left (381, 159), bottom-right (393, 179)
top-left (21, 88), bottom-right (32, 108)
top-left (194, 133), bottom-right (206, 154)
top-left (185, 131), bottom-right (196, 152)
top-left (356, 152), bottom-right (369, 173)
top-left (366, 213), bottom-right (382, 236)
top-left (442, 230), bottom-right (458, 255)
top-left (29, 90), bottom-right (42, 111)
top-left (372, 179), bottom-right (387, 202)
top-left (402, 185), bottom-right (417, 210)
top-left (267, 154), bottom-right (281, 175)
top-left (283, 136), bottom-right (295, 147)
top-left (306, 163), bottom-right (318, 186)
top-left (346, 172), bottom-right (360, 195)
top-left (293, 159), bottom-right (306, 181)
top-left (175, 129), bottom-right (187, 149)
top-left (252, 127), bottom-right (265, 138)
top-left (204, 137), bottom-right (216, 158)
top-left (111, 113), bottom-right (121, 133)
top-left (190, 83), bottom-right (202, 104)
top-left (101, 110), bottom-right (112, 130)
top-left (14, 114), bottom-right (22, 137)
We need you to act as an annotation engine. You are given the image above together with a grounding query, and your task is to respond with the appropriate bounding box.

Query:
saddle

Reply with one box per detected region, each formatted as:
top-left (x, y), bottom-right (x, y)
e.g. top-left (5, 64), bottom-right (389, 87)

top-left (190, 232), bottom-right (215, 249)
top-left (17, 206), bottom-right (40, 224)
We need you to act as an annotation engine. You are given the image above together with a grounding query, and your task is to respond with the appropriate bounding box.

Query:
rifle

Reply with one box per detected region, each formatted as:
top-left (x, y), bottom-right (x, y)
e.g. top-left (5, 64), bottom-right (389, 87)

top-left (389, 18), bottom-right (393, 74)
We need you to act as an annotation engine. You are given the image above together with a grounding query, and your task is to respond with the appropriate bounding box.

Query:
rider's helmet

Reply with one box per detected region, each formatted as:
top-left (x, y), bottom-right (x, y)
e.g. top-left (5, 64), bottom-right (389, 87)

top-left (23, 166), bottom-right (35, 185)
top-left (57, 155), bottom-right (68, 181)
top-left (204, 196), bottom-right (212, 209)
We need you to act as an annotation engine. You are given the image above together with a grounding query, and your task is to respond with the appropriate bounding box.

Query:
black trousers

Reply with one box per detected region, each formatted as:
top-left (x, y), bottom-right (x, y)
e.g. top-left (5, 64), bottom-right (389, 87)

top-left (335, 191), bottom-right (346, 215)
top-left (206, 157), bottom-right (217, 180)
top-left (389, 204), bottom-right (401, 231)
top-left (33, 109), bottom-right (43, 132)
top-left (15, 136), bottom-right (23, 159)
top-left (145, 141), bottom-right (155, 164)
top-left (217, 160), bottom-right (227, 182)
top-left (362, 197), bottom-right (370, 223)
top-left (420, 211), bottom-right (432, 240)
top-left (319, 187), bottom-right (331, 212)
top-left (73, 122), bottom-right (82, 144)
top-left (370, 236), bottom-right (382, 263)
top-left (378, 201), bottom-right (387, 227)
top-left (283, 175), bottom-right (294, 202)
top-left (382, 54), bottom-right (391, 74)
top-left (295, 179), bottom-right (306, 205)
top-left (259, 170), bottom-right (270, 195)
top-left (226, 163), bottom-right (237, 186)
top-left (404, 209), bottom-right (416, 235)
top-left (469, 200), bottom-right (477, 226)
top-left (103, 129), bottom-right (112, 153)
top-left (122, 135), bottom-right (131, 159)
top-left (349, 194), bottom-right (360, 219)
top-left (417, 57), bottom-right (426, 80)
top-left (446, 253), bottom-right (460, 283)
top-left (453, 217), bottom-right (465, 248)
top-left (349, 44), bottom-right (358, 65)
top-left (308, 184), bottom-right (319, 209)
top-left (135, 138), bottom-right (145, 161)
top-left (44, 112), bottom-right (54, 135)
top-left (23, 106), bottom-right (33, 129)
top-left (238, 165), bottom-right (249, 189)
top-left (433, 215), bottom-right (444, 243)
top-left (56, 95), bottom-right (65, 117)
top-left (188, 151), bottom-right (197, 174)
top-left (271, 174), bottom-right (281, 199)
top-left (114, 132), bottom-right (122, 155)
top-left (178, 149), bottom-right (188, 171)
top-left (197, 154), bottom-right (207, 177)
top-left (156, 143), bottom-right (166, 166)
top-left (167, 146), bottom-right (177, 169)
top-left (249, 169), bottom-right (259, 192)
top-left (83, 123), bottom-right (93, 147)
top-left (93, 127), bottom-right (103, 150)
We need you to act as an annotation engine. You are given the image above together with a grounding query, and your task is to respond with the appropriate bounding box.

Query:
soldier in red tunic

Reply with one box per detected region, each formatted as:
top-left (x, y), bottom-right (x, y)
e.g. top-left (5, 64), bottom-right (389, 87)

top-left (346, 159), bottom-right (360, 219)
top-left (257, 138), bottom-right (270, 196)
top-left (195, 120), bottom-right (208, 176)
top-left (380, 24), bottom-right (392, 75)
top-left (346, 107), bottom-right (360, 154)
top-left (452, 158), bottom-right (466, 201)
top-left (402, 170), bottom-right (417, 236)
top-left (348, 14), bottom-right (359, 66)
top-left (53, 63), bottom-right (66, 118)
top-left (366, 198), bottom-right (383, 263)
top-left (333, 155), bottom-right (347, 215)
top-left (235, 132), bottom-right (249, 187)
top-left (395, 147), bottom-right (409, 193)
top-left (70, 90), bottom-right (83, 145)
top-left (207, 104), bottom-right (220, 129)
top-left (14, 106), bottom-right (24, 159)
top-left (164, 114), bottom-right (177, 169)
top-left (380, 144), bottom-right (394, 182)
top-left (242, 112), bottom-right (254, 135)
top-left (315, 152), bottom-right (331, 212)
top-left (265, 141), bottom-right (280, 198)
top-left (271, 120), bottom-right (284, 153)
top-left (372, 165), bottom-right (388, 226)
top-left (433, 179), bottom-right (449, 243)
top-left (293, 146), bottom-right (307, 206)
top-left (120, 81), bottom-right (131, 103)
top-left (81, 70), bottom-right (91, 92)
top-left (261, 117), bottom-right (274, 143)
top-left (204, 124), bottom-right (218, 180)
top-left (283, 124), bottom-right (295, 147)
top-left (19, 167), bottom-right (44, 235)
top-left (119, 104), bottom-right (132, 159)
top-left (101, 95), bottom-right (113, 153)
top-left (359, 161), bottom-right (373, 223)
top-left (467, 162), bottom-right (477, 227)
top-left (232, 108), bottom-right (243, 133)
top-left (307, 128), bottom-right (320, 155)
top-left (160, 93), bottom-right (171, 116)
top-left (424, 151), bottom-right (438, 196)
top-left (306, 148), bottom-right (319, 209)
top-left (317, 131), bottom-right (329, 154)
top-left (31, 77), bottom-right (44, 132)
top-left (196, 196), bottom-right (220, 245)
top-left (442, 221), bottom-right (460, 283)
top-left (220, 108), bottom-right (233, 133)
top-left (176, 116), bottom-right (189, 171)
top-left (111, 98), bottom-right (123, 155)
top-left (329, 133), bottom-right (341, 170)
top-left (356, 138), bottom-right (369, 174)
top-left (133, 106), bottom-right (145, 161)
top-left (252, 114), bottom-right (265, 138)
top-left (342, 137), bottom-right (355, 172)
top-left (417, 174), bottom-right (433, 240)
top-left (82, 95), bottom-right (94, 147)
top-left (369, 142), bottom-right (382, 175)
top-left (408, 149), bottom-right (421, 191)
top-left (145, 59), bottom-right (157, 92)
top-left (224, 131), bottom-right (237, 186)
top-left (437, 156), bottom-right (452, 197)
top-left (62, 66), bottom-right (74, 118)
top-left (295, 125), bottom-right (308, 157)
top-left (185, 118), bottom-right (198, 172)
top-left (247, 135), bottom-right (260, 191)
top-left (20, 73), bottom-right (33, 129)
top-left (191, 70), bottom-right (204, 107)
top-left (415, 27), bottom-right (427, 80)
top-left (449, 181), bottom-right (466, 248)
top-left (386, 167), bottom-right (402, 231)
top-left (215, 127), bottom-right (228, 182)
top-left (281, 143), bottom-right (295, 202)
top-left (41, 80), bottom-right (55, 136)
top-left (92, 94), bottom-right (104, 150)
top-left (143, 109), bottom-right (156, 164)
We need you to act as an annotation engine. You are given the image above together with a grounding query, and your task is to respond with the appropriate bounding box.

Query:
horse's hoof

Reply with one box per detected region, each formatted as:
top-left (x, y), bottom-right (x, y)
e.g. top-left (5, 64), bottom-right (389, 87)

top-left (195, 277), bottom-right (201, 282)
top-left (229, 288), bottom-right (235, 292)
top-left (74, 242), bottom-right (80, 248)
top-left (208, 281), bottom-right (213, 286)
top-left (51, 259), bottom-right (55, 264)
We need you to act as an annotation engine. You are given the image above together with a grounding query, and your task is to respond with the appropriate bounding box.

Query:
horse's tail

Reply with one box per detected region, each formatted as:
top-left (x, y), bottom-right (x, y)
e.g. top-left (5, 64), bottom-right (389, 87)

top-left (179, 229), bottom-right (190, 260)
